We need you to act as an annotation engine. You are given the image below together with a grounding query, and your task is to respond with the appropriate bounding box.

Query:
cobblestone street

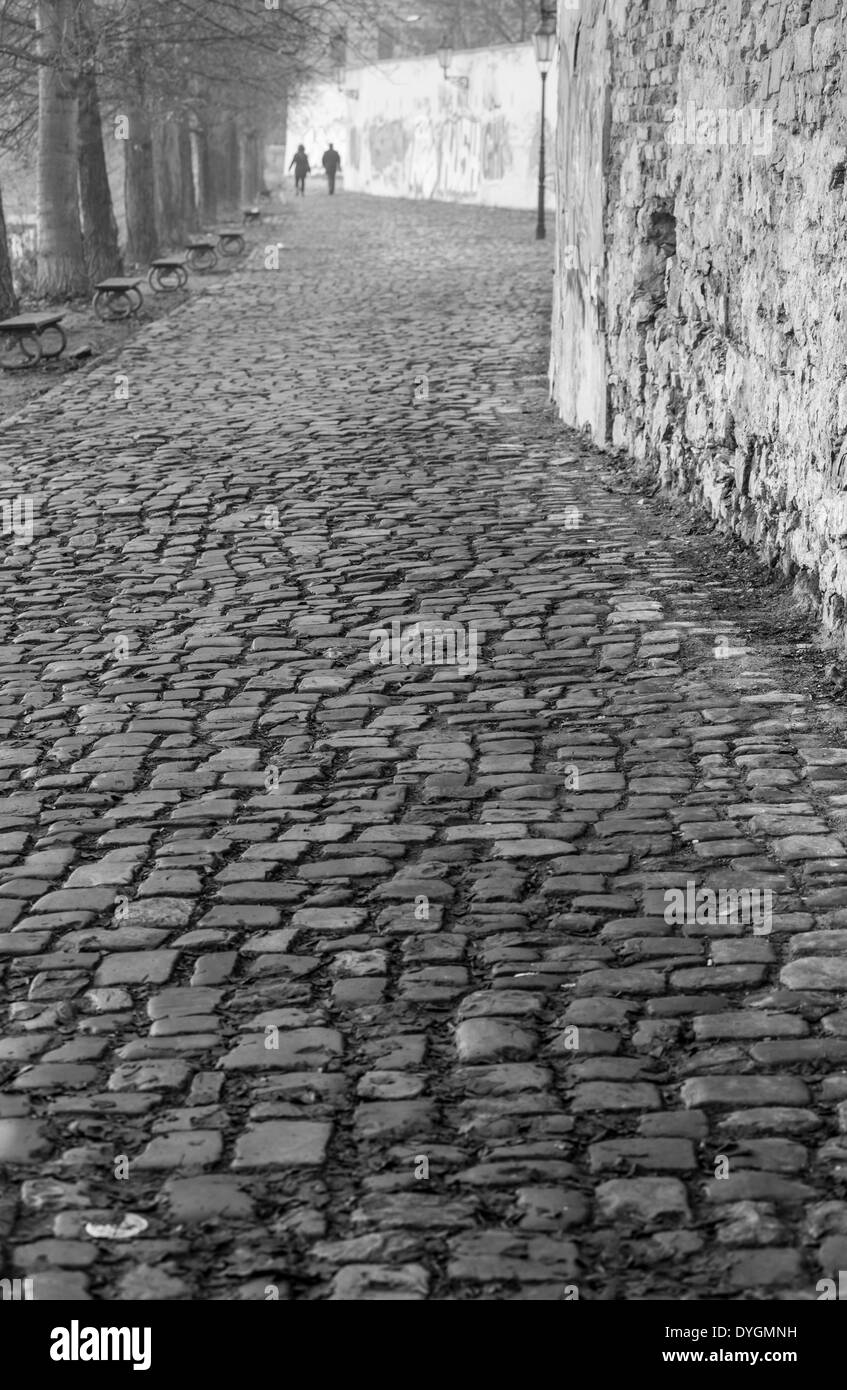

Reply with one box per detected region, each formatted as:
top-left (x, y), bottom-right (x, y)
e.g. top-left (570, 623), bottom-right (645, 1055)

top-left (3, 192), bottom-right (847, 1302)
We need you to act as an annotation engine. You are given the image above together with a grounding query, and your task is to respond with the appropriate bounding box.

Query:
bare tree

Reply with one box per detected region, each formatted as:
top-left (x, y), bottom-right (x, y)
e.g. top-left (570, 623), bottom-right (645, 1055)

top-left (340, 0), bottom-right (537, 57)
top-left (123, 54), bottom-right (157, 264)
top-left (154, 112), bottom-right (196, 250)
top-left (77, 0), bottom-right (121, 281)
top-left (35, 0), bottom-right (87, 297)
top-left (0, 177), bottom-right (18, 316)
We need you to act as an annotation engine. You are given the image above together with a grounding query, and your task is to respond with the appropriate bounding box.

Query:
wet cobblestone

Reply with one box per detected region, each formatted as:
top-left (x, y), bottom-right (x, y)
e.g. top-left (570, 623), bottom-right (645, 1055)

top-left (1, 194), bottom-right (847, 1300)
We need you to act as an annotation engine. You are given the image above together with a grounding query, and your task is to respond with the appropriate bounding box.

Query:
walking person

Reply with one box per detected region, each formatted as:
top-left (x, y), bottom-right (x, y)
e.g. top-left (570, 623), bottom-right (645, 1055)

top-left (289, 145), bottom-right (311, 196)
top-left (322, 143), bottom-right (342, 195)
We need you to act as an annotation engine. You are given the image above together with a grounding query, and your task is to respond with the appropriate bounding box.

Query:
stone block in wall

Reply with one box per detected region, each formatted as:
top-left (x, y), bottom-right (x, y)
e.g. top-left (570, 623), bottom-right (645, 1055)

top-left (794, 26), bottom-right (813, 73)
top-left (812, 25), bottom-right (839, 66)
top-left (767, 47), bottom-right (784, 96)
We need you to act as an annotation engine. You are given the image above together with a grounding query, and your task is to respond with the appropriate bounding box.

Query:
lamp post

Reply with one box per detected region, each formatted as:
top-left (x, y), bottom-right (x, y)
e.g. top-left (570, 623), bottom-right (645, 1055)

top-left (437, 36), bottom-right (469, 89)
top-left (533, 21), bottom-right (556, 240)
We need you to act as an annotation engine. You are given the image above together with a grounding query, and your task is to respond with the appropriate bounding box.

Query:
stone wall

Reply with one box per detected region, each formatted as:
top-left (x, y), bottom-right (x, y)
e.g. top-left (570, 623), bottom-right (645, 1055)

top-left (551, 0), bottom-right (847, 641)
top-left (285, 42), bottom-right (557, 210)
top-left (549, 0), bottom-right (611, 439)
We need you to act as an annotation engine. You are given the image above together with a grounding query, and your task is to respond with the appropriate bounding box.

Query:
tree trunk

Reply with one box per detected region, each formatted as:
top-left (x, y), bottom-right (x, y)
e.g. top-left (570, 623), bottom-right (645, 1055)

top-left (206, 118), bottom-right (237, 218)
top-left (77, 0), bottom-right (122, 283)
top-left (240, 129), bottom-right (261, 205)
top-left (254, 131), bottom-right (266, 198)
top-left (239, 130), bottom-right (253, 206)
top-left (124, 97), bottom-right (157, 265)
top-left (0, 182), bottom-right (19, 318)
top-left (220, 118), bottom-right (240, 212)
top-left (35, 0), bottom-right (88, 298)
top-left (191, 124), bottom-right (216, 225)
top-left (154, 116), bottom-right (185, 249)
top-left (178, 120), bottom-right (198, 235)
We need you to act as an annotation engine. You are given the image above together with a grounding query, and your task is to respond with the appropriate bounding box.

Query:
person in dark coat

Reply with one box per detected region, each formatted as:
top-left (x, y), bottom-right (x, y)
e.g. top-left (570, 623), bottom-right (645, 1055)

top-left (321, 144), bottom-right (342, 194)
top-left (289, 145), bottom-right (311, 196)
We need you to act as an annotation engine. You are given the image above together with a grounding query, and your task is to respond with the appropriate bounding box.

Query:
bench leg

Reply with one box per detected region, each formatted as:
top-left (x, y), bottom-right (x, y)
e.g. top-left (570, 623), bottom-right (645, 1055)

top-left (186, 248), bottom-right (218, 273)
top-left (148, 268), bottom-right (184, 292)
top-left (0, 332), bottom-right (42, 370)
top-left (37, 324), bottom-right (67, 358)
top-left (94, 290), bottom-right (132, 320)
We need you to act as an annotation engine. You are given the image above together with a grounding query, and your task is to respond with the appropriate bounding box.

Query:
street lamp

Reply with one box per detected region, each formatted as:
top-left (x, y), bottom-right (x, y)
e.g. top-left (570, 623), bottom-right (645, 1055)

top-left (437, 36), bottom-right (469, 89)
top-left (533, 21), bottom-right (556, 240)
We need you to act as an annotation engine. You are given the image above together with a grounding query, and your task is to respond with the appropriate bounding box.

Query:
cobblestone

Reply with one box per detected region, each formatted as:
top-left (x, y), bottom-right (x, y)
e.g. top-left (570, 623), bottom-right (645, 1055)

top-left (0, 194), bottom-right (847, 1299)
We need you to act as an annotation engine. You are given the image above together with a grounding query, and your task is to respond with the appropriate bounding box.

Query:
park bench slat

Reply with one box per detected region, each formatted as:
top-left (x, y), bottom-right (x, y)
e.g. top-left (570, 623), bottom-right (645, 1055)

top-left (0, 312), bottom-right (64, 330)
top-left (151, 257), bottom-right (186, 267)
top-left (95, 278), bottom-right (144, 290)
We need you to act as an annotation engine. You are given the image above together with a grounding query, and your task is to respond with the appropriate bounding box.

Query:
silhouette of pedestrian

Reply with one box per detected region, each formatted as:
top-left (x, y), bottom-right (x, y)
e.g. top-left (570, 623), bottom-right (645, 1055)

top-left (289, 145), bottom-right (310, 196)
top-left (322, 143), bottom-right (342, 195)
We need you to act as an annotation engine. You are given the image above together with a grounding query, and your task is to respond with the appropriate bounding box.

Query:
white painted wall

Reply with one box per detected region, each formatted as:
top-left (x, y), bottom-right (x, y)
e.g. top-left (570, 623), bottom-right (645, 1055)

top-left (285, 42), bottom-right (557, 210)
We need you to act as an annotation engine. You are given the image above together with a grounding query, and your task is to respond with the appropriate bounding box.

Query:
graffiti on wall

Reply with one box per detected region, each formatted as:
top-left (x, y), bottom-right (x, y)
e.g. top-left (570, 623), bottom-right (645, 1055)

top-left (356, 106), bottom-right (513, 201)
top-left (406, 111), bottom-right (439, 199)
top-left (481, 113), bottom-right (512, 181)
top-left (437, 114), bottom-right (482, 197)
top-left (368, 118), bottom-right (408, 176)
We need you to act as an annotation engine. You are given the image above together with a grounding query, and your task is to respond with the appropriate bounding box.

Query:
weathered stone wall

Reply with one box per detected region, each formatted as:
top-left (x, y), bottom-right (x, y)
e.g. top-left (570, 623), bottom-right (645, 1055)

top-left (549, 0), bottom-right (611, 438)
top-left (552, 0), bottom-right (847, 641)
top-left (285, 43), bottom-right (557, 210)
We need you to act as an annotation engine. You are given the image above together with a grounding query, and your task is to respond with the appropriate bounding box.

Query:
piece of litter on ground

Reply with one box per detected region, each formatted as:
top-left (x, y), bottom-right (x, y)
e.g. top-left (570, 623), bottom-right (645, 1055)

top-left (84, 1213), bottom-right (148, 1240)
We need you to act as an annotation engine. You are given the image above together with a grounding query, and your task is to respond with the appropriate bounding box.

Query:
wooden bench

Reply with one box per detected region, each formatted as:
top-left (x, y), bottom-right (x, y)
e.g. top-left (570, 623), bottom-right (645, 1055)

top-left (148, 257), bottom-right (188, 292)
top-left (243, 207), bottom-right (262, 225)
top-left (0, 312), bottom-right (66, 370)
top-left (215, 229), bottom-right (246, 257)
top-left (92, 277), bottom-right (144, 321)
top-left (185, 239), bottom-right (218, 273)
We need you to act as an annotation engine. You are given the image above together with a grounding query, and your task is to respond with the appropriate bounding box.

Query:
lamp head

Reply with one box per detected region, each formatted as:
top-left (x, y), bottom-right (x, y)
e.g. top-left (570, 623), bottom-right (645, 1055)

top-left (533, 23), bottom-right (556, 74)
